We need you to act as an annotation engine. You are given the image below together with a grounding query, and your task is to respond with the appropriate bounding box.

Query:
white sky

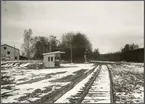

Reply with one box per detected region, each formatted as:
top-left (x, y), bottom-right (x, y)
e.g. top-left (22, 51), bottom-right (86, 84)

top-left (1, 1), bottom-right (144, 54)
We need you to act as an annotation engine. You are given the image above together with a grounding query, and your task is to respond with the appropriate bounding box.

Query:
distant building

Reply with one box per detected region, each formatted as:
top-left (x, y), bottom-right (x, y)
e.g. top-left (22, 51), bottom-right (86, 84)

top-left (43, 51), bottom-right (65, 68)
top-left (1, 44), bottom-right (20, 60)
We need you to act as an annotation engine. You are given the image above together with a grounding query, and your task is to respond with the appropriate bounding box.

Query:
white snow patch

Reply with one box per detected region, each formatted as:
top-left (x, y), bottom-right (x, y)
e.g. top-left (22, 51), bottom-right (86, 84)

top-left (82, 65), bottom-right (111, 103)
top-left (55, 65), bottom-right (99, 103)
top-left (1, 63), bottom-right (95, 103)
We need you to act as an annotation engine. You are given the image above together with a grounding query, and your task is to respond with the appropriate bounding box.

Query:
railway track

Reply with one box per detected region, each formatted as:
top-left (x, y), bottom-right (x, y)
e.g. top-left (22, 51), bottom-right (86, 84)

top-left (55, 64), bottom-right (115, 103)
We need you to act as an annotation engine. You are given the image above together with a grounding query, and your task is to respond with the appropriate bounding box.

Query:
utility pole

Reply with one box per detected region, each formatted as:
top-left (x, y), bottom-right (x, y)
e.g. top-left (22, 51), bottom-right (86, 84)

top-left (84, 48), bottom-right (88, 63)
top-left (67, 40), bottom-right (73, 64)
top-left (84, 51), bottom-right (86, 63)
top-left (70, 43), bottom-right (72, 63)
top-left (14, 45), bottom-right (15, 61)
top-left (49, 35), bottom-right (56, 52)
top-left (49, 41), bottom-right (51, 52)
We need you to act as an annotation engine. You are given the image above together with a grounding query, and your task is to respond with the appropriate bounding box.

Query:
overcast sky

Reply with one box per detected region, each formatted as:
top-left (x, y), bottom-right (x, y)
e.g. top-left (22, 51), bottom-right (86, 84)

top-left (1, 1), bottom-right (144, 54)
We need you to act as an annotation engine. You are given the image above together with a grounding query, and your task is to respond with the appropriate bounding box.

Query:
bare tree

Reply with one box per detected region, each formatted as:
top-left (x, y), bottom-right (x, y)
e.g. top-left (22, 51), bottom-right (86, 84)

top-left (22, 29), bottom-right (33, 60)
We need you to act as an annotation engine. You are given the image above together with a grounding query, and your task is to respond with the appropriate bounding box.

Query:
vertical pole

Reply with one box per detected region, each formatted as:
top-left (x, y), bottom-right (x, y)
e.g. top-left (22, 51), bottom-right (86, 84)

top-left (59, 54), bottom-right (61, 67)
top-left (85, 52), bottom-right (87, 62)
top-left (84, 52), bottom-right (86, 63)
top-left (4, 46), bottom-right (6, 59)
top-left (49, 35), bottom-right (56, 52)
top-left (49, 41), bottom-right (51, 52)
top-left (27, 47), bottom-right (29, 62)
top-left (70, 43), bottom-right (72, 63)
top-left (84, 49), bottom-right (87, 63)
top-left (14, 45), bottom-right (15, 61)
top-left (28, 38), bottom-right (29, 63)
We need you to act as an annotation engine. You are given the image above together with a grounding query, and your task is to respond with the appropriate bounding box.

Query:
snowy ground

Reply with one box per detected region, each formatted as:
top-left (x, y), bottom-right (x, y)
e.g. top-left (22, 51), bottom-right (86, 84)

top-left (55, 65), bottom-right (111, 103)
top-left (108, 62), bottom-right (144, 103)
top-left (1, 62), bottom-right (95, 103)
top-left (82, 65), bottom-right (110, 103)
top-left (1, 61), bottom-right (144, 103)
top-left (55, 65), bottom-right (100, 103)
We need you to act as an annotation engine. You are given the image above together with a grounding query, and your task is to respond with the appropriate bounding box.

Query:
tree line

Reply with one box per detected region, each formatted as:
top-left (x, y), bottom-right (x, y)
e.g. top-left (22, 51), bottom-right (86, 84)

top-left (21, 29), bottom-right (99, 62)
top-left (99, 44), bottom-right (144, 62)
top-left (22, 28), bottom-right (143, 62)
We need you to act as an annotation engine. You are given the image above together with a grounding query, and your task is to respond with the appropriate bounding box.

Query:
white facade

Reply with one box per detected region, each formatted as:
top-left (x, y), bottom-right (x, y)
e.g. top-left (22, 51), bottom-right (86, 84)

top-left (43, 51), bottom-right (64, 68)
top-left (1, 44), bottom-right (20, 60)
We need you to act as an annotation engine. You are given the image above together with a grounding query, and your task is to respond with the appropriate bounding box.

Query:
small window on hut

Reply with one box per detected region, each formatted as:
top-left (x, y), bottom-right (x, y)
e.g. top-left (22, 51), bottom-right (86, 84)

top-left (51, 57), bottom-right (53, 61)
top-left (48, 57), bottom-right (50, 61)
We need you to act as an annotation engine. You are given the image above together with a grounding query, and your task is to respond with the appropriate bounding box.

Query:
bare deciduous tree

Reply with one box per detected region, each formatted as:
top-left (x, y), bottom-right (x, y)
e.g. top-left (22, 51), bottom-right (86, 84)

top-left (22, 29), bottom-right (33, 60)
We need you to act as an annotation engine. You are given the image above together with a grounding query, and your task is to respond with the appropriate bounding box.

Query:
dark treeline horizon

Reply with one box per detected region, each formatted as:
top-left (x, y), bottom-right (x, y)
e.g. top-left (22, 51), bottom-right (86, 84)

top-left (21, 29), bottom-right (144, 63)
top-left (99, 48), bottom-right (144, 62)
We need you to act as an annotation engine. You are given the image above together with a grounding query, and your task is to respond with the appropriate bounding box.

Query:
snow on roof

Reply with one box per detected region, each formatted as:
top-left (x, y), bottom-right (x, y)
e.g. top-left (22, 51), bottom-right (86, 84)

top-left (42, 51), bottom-right (65, 55)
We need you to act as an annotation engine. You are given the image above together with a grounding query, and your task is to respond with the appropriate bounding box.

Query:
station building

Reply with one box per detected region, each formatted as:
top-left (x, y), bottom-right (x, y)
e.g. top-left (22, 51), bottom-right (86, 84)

top-left (43, 51), bottom-right (65, 68)
top-left (1, 44), bottom-right (20, 60)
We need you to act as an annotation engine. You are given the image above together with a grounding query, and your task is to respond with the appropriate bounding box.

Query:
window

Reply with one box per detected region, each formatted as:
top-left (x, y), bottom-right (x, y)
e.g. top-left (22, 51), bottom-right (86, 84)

top-left (51, 57), bottom-right (53, 61)
top-left (7, 51), bottom-right (10, 55)
top-left (48, 57), bottom-right (50, 61)
top-left (15, 57), bottom-right (17, 59)
top-left (4, 47), bottom-right (7, 50)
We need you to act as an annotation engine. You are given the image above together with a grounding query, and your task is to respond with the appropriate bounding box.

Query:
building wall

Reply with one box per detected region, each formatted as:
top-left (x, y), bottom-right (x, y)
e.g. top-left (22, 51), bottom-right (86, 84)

top-left (1, 45), bottom-right (20, 60)
top-left (43, 54), bottom-right (55, 67)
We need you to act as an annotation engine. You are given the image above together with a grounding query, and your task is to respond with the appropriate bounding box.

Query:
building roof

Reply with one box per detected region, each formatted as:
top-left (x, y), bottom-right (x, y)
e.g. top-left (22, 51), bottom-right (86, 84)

top-left (43, 51), bottom-right (65, 55)
top-left (1, 44), bottom-right (20, 51)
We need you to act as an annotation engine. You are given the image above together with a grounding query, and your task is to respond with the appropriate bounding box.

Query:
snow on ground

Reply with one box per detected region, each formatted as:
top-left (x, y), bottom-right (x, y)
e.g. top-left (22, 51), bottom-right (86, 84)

top-left (121, 63), bottom-right (144, 74)
top-left (110, 63), bottom-right (144, 103)
top-left (82, 65), bottom-right (110, 103)
top-left (1, 62), bottom-right (95, 103)
top-left (120, 62), bottom-right (144, 66)
top-left (2, 79), bottom-right (70, 103)
top-left (55, 65), bottom-right (100, 103)
top-left (90, 60), bottom-right (117, 63)
top-left (1, 63), bottom-right (94, 85)
top-left (55, 65), bottom-right (111, 103)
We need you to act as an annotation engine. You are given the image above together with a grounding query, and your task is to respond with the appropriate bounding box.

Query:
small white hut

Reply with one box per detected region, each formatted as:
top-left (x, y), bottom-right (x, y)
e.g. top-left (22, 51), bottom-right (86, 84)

top-left (42, 51), bottom-right (65, 68)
